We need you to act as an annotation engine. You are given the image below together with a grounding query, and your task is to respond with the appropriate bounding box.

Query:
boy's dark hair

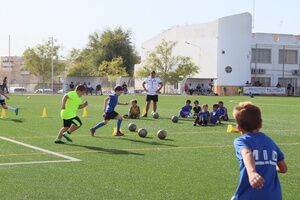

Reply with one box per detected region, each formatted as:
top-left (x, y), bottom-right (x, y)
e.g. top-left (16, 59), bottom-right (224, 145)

top-left (76, 84), bottom-right (86, 91)
top-left (213, 104), bottom-right (219, 109)
top-left (194, 100), bottom-right (199, 104)
top-left (218, 101), bottom-right (224, 104)
top-left (186, 100), bottom-right (191, 104)
top-left (233, 102), bottom-right (262, 132)
top-left (131, 99), bottom-right (137, 104)
top-left (114, 86), bottom-right (123, 92)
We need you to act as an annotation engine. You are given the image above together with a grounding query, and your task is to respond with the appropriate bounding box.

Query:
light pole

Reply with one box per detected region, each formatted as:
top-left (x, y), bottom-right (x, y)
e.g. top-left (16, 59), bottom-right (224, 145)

top-left (51, 37), bottom-right (54, 94)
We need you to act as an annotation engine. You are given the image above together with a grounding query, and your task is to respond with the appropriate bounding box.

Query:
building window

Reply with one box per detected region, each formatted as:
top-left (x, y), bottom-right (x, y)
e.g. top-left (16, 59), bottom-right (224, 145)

top-left (251, 48), bottom-right (271, 64)
top-left (279, 49), bottom-right (298, 64)
top-left (251, 77), bottom-right (271, 87)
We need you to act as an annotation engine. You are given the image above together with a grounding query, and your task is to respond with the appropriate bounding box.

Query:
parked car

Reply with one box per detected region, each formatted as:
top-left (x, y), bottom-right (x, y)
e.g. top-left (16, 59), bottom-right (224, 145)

top-left (9, 87), bottom-right (27, 93)
top-left (34, 89), bottom-right (53, 94)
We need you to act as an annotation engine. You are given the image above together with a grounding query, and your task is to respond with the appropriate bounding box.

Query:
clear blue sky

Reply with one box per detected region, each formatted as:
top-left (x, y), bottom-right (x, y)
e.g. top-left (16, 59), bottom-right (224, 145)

top-left (0, 0), bottom-right (299, 56)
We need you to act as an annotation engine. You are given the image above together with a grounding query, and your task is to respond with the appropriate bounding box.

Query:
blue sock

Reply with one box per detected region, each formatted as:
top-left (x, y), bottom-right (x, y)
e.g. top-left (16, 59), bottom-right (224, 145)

top-left (117, 119), bottom-right (122, 132)
top-left (93, 122), bottom-right (105, 130)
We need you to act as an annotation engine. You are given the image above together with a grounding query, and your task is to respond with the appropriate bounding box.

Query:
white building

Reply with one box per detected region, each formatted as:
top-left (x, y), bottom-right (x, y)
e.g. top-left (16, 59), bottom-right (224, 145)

top-left (135, 12), bottom-right (300, 95)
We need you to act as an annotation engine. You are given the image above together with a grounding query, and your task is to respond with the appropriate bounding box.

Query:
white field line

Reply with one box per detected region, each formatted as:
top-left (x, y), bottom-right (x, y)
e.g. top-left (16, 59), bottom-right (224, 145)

top-left (0, 136), bottom-right (80, 166)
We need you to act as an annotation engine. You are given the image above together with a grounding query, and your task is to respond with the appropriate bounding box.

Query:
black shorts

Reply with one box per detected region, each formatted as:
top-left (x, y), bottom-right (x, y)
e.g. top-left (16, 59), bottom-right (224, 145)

top-left (63, 116), bottom-right (82, 127)
top-left (146, 95), bottom-right (158, 102)
top-left (104, 111), bottom-right (119, 120)
top-left (0, 99), bottom-right (6, 105)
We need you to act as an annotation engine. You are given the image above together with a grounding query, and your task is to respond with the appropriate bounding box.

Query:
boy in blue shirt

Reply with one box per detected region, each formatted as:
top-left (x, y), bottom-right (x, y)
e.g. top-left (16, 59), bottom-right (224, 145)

top-left (218, 101), bottom-right (228, 121)
top-left (90, 86), bottom-right (128, 136)
top-left (179, 100), bottom-right (192, 118)
top-left (231, 102), bottom-right (287, 200)
top-left (194, 104), bottom-right (210, 126)
top-left (209, 104), bottom-right (220, 125)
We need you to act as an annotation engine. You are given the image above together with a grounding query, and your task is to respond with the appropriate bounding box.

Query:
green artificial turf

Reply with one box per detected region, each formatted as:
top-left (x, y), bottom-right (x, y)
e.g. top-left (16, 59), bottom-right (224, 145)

top-left (0, 94), bottom-right (299, 200)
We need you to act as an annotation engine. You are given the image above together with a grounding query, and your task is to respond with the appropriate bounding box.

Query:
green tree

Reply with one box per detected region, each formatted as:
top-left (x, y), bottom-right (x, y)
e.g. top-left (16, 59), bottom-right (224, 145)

top-left (66, 27), bottom-right (140, 76)
top-left (23, 38), bottom-right (65, 89)
top-left (98, 57), bottom-right (128, 87)
top-left (136, 40), bottom-right (199, 93)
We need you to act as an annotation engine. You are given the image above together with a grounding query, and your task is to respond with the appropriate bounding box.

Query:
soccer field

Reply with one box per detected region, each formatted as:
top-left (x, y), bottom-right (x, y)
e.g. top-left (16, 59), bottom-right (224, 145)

top-left (0, 95), bottom-right (299, 200)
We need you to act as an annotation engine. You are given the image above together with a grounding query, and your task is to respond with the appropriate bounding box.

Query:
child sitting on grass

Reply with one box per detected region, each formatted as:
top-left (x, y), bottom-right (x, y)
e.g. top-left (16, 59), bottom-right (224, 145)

top-left (193, 100), bottom-right (201, 117)
top-left (209, 104), bottom-right (220, 125)
top-left (127, 99), bottom-right (140, 119)
top-left (179, 99), bottom-right (192, 118)
top-left (194, 104), bottom-right (210, 126)
top-left (231, 101), bottom-right (287, 200)
top-left (218, 101), bottom-right (228, 121)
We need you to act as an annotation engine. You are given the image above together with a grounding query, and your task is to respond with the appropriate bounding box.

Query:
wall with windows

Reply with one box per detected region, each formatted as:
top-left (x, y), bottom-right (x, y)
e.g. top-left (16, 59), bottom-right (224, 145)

top-left (251, 33), bottom-right (300, 88)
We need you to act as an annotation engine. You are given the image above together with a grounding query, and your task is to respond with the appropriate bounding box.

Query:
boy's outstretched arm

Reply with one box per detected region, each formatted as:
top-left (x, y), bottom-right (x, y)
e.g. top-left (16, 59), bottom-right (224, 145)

top-left (241, 148), bottom-right (265, 189)
top-left (103, 97), bottom-right (109, 113)
top-left (61, 95), bottom-right (68, 109)
top-left (277, 160), bottom-right (288, 173)
top-left (79, 101), bottom-right (88, 109)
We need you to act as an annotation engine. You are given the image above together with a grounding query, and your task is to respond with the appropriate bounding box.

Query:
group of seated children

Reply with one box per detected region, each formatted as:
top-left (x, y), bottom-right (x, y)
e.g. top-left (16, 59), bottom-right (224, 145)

top-left (179, 100), bottom-right (228, 126)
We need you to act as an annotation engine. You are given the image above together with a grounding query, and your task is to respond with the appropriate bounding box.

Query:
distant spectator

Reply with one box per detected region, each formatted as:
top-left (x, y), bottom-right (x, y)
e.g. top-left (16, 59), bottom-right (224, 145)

top-left (245, 81), bottom-right (251, 87)
top-left (188, 83), bottom-right (194, 95)
top-left (2, 77), bottom-right (9, 93)
top-left (184, 83), bottom-right (189, 94)
top-left (96, 84), bottom-right (103, 95)
top-left (122, 82), bottom-right (128, 94)
top-left (287, 83), bottom-right (292, 96)
top-left (196, 84), bottom-right (201, 94)
top-left (69, 81), bottom-right (75, 91)
top-left (86, 82), bottom-right (93, 95)
top-left (276, 82), bottom-right (281, 88)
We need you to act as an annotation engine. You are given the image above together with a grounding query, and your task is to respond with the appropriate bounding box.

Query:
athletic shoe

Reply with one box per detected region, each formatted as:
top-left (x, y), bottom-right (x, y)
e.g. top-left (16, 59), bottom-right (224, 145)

top-left (54, 140), bottom-right (65, 144)
top-left (115, 131), bottom-right (124, 136)
top-left (15, 108), bottom-right (19, 115)
top-left (90, 128), bottom-right (95, 136)
top-left (63, 134), bottom-right (73, 142)
top-left (142, 113), bottom-right (147, 117)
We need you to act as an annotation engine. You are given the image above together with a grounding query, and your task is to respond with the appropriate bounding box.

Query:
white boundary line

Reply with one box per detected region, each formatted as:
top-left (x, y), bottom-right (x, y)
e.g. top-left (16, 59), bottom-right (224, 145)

top-left (0, 136), bottom-right (80, 166)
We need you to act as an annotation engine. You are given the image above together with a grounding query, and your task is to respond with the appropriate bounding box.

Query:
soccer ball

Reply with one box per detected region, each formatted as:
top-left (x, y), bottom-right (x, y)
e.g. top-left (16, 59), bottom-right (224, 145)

top-left (157, 129), bottom-right (167, 140)
top-left (128, 123), bottom-right (137, 132)
top-left (171, 116), bottom-right (178, 123)
top-left (152, 112), bottom-right (159, 119)
top-left (138, 128), bottom-right (147, 138)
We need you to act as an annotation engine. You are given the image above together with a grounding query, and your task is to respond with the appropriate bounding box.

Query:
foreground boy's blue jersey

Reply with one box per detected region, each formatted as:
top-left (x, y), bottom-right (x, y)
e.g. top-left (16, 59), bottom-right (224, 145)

top-left (106, 93), bottom-right (118, 112)
top-left (198, 111), bottom-right (209, 120)
top-left (232, 132), bottom-right (284, 200)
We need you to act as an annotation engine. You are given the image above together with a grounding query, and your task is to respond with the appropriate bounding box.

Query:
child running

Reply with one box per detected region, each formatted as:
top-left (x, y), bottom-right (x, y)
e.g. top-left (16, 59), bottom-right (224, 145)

top-left (90, 86), bottom-right (128, 136)
top-left (0, 88), bottom-right (19, 115)
top-left (231, 102), bottom-right (287, 200)
top-left (55, 85), bottom-right (88, 144)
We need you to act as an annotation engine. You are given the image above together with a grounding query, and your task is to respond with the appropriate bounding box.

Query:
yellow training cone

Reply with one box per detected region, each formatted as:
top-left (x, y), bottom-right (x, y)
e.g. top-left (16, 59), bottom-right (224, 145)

top-left (1, 109), bottom-right (7, 119)
top-left (112, 128), bottom-right (123, 136)
top-left (227, 124), bottom-right (239, 133)
top-left (42, 107), bottom-right (48, 118)
top-left (82, 107), bottom-right (88, 117)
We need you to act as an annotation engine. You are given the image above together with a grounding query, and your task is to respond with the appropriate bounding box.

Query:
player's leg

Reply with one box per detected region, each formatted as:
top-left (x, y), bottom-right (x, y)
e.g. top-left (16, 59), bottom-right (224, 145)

top-left (2, 102), bottom-right (18, 115)
top-left (55, 119), bottom-right (70, 144)
top-left (153, 95), bottom-right (158, 112)
top-left (194, 116), bottom-right (199, 126)
top-left (114, 114), bottom-right (124, 136)
top-left (90, 120), bottom-right (108, 136)
top-left (143, 96), bottom-right (151, 117)
top-left (63, 117), bottom-right (82, 142)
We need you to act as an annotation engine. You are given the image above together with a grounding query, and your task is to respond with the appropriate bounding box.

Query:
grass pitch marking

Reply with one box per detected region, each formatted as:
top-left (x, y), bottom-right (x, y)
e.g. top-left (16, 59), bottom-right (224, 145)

top-left (0, 136), bottom-right (80, 166)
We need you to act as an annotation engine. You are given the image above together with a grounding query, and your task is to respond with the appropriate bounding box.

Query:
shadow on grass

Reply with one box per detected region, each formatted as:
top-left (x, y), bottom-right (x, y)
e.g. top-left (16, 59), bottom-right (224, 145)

top-left (120, 137), bottom-right (177, 147)
top-left (0, 118), bottom-right (25, 123)
top-left (66, 143), bottom-right (144, 156)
